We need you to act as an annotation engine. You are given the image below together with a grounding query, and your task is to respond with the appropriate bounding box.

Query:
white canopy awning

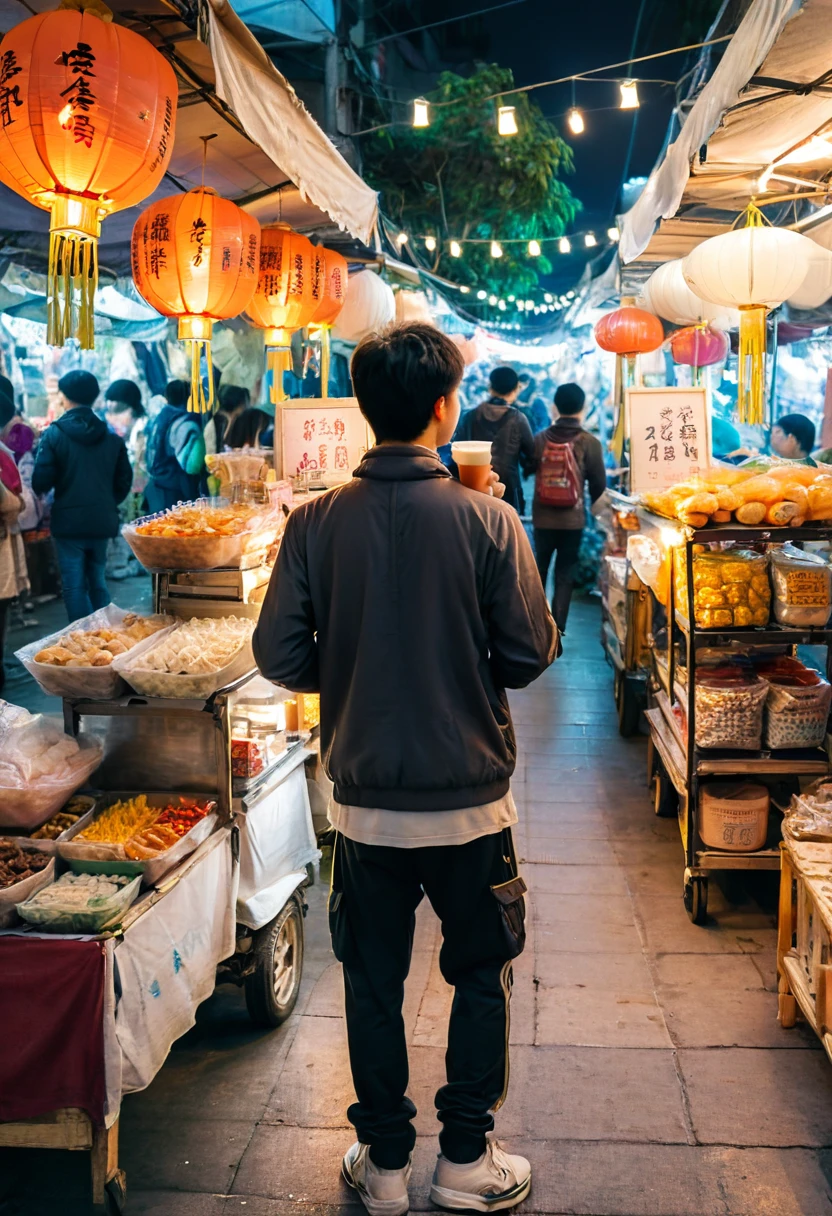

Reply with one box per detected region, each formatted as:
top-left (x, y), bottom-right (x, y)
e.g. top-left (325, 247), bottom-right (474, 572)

top-left (619, 0), bottom-right (832, 265)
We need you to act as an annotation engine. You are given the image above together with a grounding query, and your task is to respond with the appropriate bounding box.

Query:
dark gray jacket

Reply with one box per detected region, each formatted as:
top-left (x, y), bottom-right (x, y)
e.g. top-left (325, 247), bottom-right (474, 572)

top-left (253, 444), bottom-right (556, 812)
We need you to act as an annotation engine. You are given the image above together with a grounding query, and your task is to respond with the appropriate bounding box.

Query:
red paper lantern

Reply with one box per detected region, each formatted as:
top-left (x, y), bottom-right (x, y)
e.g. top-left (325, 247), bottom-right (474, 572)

top-left (0, 6), bottom-right (178, 347)
top-left (308, 247), bottom-right (348, 398)
top-left (132, 189), bottom-right (261, 411)
top-left (594, 307), bottom-right (664, 357)
top-left (670, 324), bottom-right (729, 368)
top-left (246, 225), bottom-right (317, 404)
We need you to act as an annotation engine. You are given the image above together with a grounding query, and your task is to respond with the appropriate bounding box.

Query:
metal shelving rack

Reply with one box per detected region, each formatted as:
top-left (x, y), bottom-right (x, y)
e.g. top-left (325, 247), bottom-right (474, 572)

top-left (639, 509), bottom-right (832, 923)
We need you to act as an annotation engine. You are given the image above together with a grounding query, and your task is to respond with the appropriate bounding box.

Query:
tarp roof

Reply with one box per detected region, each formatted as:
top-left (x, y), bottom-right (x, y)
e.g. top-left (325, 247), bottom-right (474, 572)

top-left (0, 0), bottom-right (377, 279)
top-left (620, 0), bottom-right (832, 272)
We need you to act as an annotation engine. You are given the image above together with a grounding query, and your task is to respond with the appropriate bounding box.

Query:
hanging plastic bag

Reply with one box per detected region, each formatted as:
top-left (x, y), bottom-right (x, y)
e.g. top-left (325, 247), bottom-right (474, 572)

top-left (770, 544), bottom-right (832, 627)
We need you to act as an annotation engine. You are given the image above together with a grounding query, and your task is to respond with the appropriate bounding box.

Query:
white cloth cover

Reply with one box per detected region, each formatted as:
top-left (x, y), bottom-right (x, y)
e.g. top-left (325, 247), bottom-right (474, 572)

top-left (207, 0), bottom-right (378, 243)
top-left (237, 759), bottom-right (320, 929)
top-left (114, 829), bottom-right (238, 1095)
top-left (619, 0), bottom-right (798, 262)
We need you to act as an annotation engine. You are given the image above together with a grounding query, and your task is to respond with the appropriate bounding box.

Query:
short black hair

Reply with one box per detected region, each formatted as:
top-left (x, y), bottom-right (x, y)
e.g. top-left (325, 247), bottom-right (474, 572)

top-left (226, 407), bottom-right (270, 450)
top-left (489, 366), bottom-right (519, 397)
top-left (776, 412), bottom-right (816, 455)
top-left (0, 391), bottom-right (14, 430)
top-left (218, 384), bottom-right (250, 414)
top-left (105, 379), bottom-right (142, 412)
top-left (554, 383), bottom-right (585, 415)
top-left (166, 379), bottom-right (190, 408)
top-left (351, 322), bottom-right (464, 443)
top-left (58, 370), bottom-right (99, 408)
top-left (0, 375), bottom-right (14, 404)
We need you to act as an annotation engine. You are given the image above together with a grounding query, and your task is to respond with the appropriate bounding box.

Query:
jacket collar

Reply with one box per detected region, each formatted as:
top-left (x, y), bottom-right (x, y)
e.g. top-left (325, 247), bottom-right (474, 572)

top-left (354, 444), bottom-right (452, 482)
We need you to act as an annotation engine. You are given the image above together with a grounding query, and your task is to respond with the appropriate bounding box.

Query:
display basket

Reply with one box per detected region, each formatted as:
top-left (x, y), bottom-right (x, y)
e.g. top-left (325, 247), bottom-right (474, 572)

top-left (0, 738), bottom-right (104, 832)
top-left (16, 873), bottom-right (142, 933)
top-left (15, 605), bottom-right (173, 701)
top-left (56, 793), bottom-right (219, 886)
top-left (0, 841), bottom-right (55, 929)
top-left (114, 620), bottom-right (255, 700)
top-left (123, 499), bottom-right (280, 572)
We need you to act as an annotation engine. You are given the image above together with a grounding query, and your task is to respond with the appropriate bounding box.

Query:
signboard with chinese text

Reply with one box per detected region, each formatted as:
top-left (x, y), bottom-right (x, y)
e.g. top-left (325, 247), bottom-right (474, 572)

top-left (626, 386), bottom-right (711, 494)
top-left (279, 398), bottom-right (373, 483)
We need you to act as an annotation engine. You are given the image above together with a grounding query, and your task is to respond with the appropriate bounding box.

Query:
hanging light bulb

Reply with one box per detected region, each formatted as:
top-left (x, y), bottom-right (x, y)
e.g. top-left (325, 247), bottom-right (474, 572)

top-left (567, 108), bottom-right (584, 135)
top-left (525, 299), bottom-right (534, 309)
top-left (558, 236), bottom-right (571, 254)
top-left (497, 105), bottom-right (518, 136)
top-left (607, 226), bottom-right (620, 243)
top-left (413, 97), bottom-right (430, 128)
top-left (498, 299), bottom-right (506, 311)
top-left (488, 294), bottom-right (497, 305)
top-left (424, 235), bottom-right (437, 252)
top-left (544, 292), bottom-right (553, 303)
top-left (450, 240), bottom-right (462, 257)
top-left (528, 239), bottom-right (541, 257)
top-left (516, 300), bottom-right (525, 310)
top-left (396, 232), bottom-right (408, 246)
top-left (459, 285), bottom-right (470, 293)
top-left (585, 232), bottom-right (597, 248)
top-left (477, 289), bottom-right (487, 300)
top-left (490, 240), bottom-right (503, 258)
top-left (533, 306), bottom-right (541, 315)
top-left (619, 79), bottom-right (640, 109)
top-left (508, 294), bottom-right (515, 302)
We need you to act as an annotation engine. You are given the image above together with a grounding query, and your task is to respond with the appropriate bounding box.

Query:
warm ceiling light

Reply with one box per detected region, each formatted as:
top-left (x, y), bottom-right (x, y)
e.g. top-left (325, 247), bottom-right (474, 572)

top-left (619, 79), bottom-right (639, 109)
top-left (558, 236), bottom-right (571, 254)
top-left (459, 285), bottom-right (470, 293)
top-left (413, 98), bottom-right (430, 128)
top-left (490, 241), bottom-right (503, 258)
top-left (450, 240), bottom-right (462, 257)
top-left (567, 108), bottom-right (584, 135)
top-left (528, 239), bottom-right (541, 256)
top-left (498, 299), bottom-right (506, 311)
top-left (477, 289), bottom-right (487, 299)
top-left (396, 232), bottom-right (408, 246)
top-left (524, 299), bottom-right (534, 309)
top-left (497, 105), bottom-right (518, 136)
top-left (782, 135), bottom-right (832, 165)
top-left (584, 232), bottom-right (597, 248)
top-left (544, 292), bottom-right (553, 303)
top-left (424, 235), bottom-right (437, 252)
top-left (607, 227), bottom-right (620, 243)
top-left (488, 294), bottom-right (497, 305)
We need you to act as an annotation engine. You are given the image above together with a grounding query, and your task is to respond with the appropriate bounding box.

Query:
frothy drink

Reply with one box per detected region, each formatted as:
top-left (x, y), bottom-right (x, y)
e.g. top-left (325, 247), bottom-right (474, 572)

top-left (452, 441), bottom-right (493, 493)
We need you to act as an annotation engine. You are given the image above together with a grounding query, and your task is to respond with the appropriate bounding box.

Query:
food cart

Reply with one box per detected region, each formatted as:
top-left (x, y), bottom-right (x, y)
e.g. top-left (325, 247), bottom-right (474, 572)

top-left (0, 500), bottom-right (321, 1211)
top-left (599, 490), bottom-right (652, 736)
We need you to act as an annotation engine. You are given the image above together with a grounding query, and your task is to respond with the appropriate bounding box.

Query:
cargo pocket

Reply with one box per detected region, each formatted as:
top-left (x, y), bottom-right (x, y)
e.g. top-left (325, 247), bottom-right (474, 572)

top-left (490, 874), bottom-right (527, 959)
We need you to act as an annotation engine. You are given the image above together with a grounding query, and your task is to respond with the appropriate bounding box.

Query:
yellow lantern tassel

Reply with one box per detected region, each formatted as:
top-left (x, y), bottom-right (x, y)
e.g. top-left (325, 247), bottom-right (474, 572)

top-left (737, 305), bottom-right (766, 425)
top-left (267, 347), bottom-right (292, 405)
top-left (178, 318), bottom-right (214, 413)
top-left (610, 353), bottom-right (625, 466)
top-left (47, 229), bottom-right (98, 349)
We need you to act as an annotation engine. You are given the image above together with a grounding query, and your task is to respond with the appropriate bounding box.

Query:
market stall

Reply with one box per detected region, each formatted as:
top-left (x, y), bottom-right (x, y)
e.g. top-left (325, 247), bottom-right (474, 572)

top-left (0, 482), bottom-right (322, 1210)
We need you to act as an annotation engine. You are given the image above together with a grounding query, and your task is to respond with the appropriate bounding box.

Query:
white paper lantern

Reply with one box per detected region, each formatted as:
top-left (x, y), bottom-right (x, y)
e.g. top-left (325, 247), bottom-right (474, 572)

top-left (395, 290), bottom-right (434, 325)
top-left (642, 258), bottom-right (740, 330)
top-left (332, 270), bottom-right (396, 343)
top-left (682, 225), bottom-right (812, 309)
top-left (787, 242), bottom-right (832, 310)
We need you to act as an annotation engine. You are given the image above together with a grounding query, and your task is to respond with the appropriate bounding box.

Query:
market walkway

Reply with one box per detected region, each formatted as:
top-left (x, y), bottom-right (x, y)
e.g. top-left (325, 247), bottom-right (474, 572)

top-left (5, 598), bottom-right (832, 1215)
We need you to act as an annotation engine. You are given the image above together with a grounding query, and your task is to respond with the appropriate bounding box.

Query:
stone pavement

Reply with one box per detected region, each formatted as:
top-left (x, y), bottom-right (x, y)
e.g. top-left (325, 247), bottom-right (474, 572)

top-left (4, 598), bottom-right (832, 1215)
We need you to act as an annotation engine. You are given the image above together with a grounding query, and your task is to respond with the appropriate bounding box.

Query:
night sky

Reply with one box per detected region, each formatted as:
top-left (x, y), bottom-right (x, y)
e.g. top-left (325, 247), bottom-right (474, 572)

top-left (480, 0), bottom-right (709, 273)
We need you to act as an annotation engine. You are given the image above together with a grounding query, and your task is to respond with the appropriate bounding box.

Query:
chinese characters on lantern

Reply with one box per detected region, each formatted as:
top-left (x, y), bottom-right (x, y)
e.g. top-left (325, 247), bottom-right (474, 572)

top-left (0, 51), bottom-right (22, 129)
top-left (281, 400), bottom-right (373, 483)
top-left (626, 387), bottom-right (710, 495)
top-left (59, 41), bottom-right (97, 148)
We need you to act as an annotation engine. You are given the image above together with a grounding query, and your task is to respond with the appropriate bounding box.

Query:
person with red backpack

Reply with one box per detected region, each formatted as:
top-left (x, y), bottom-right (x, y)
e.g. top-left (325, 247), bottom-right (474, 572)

top-left (532, 383), bottom-right (606, 633)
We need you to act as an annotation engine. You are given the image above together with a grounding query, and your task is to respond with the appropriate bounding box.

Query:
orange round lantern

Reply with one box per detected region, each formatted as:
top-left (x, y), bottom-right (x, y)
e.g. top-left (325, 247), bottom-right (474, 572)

top-left (594, 307), bottom-right (665, 357)
top-left (670, 324), bottom-right (729, 370)
top-left (0, 4), bottom-right (177, 347)
top-left (245, 225), bottom-right (316, 403)
top-left (309, 247), bottom-right (348, 398)
top-left (132, 188), bottom-right (261, 411)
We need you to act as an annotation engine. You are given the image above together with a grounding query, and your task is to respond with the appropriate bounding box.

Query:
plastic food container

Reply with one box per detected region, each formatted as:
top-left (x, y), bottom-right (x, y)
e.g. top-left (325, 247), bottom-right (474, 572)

top-left (770, 544), bottom-right (832, 627)
top-left (699, 783), bottom-right (770, 851)
top-left (676, 548), bottom-right (770, 629)
top-left (0, 737), bottom-right (103, 831)
top-left (695, 670), bottom-right (769, 750)
top-left (765, 678), bottom-right (832, 750)
top-left (123, 504), bottom-right (280, 572)
top-left (0, 842), bottom-right (55, 929)
top-left (14, 606), bottom-right (173, 701)
top-left (17, 872), bottom-right (142, 933)
top-left (57, 793), bottom-right (218, 886)
top-left (114, 617), bottom-right (255, 700)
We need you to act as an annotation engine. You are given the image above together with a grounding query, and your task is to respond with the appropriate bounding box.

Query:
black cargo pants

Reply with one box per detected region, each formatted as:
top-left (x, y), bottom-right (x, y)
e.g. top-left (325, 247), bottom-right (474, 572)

top-left (329, 829), bottom-right (525, 1170)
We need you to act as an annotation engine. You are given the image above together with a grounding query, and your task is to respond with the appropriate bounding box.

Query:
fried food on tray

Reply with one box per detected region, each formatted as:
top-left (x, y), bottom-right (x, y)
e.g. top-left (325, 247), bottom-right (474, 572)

top-left (135, 503), bottom-right (258, 538)
top-left (34, 614), bottom-right (166, 668)
top-left (134, 615), bottom-right (255, 676)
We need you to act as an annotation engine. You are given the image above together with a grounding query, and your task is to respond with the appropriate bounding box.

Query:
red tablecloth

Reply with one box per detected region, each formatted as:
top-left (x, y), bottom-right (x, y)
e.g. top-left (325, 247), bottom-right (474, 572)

top-left (0, 937), bottom-right (107, 1125)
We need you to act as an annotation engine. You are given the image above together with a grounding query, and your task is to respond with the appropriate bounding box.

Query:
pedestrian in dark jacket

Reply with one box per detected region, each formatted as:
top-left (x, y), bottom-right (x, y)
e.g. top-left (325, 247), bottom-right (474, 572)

top-left (143, 380), bottom-right (206, 513)
top-left (32, 370), bottom-right (132, 622)
top-left (531, 383), bottom-right (606, 633)
top-left (452, 366), bottom-right (535, 512)
top-left (253, 323), bottom-right (556, 1216)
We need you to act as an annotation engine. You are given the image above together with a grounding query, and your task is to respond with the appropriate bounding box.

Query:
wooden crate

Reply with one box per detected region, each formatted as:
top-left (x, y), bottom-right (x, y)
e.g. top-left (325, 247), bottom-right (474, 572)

top-left (0, 1109), bottom-right (123, 1211)
top-left (777, 839), bottom-right (832, 1063)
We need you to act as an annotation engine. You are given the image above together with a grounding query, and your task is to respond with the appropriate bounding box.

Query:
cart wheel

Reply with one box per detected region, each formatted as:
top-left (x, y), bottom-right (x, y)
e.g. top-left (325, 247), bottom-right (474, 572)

top-left (652, 765), bottom-right (678, 818)
top-left (614, 671), bottom-right (642, 738)
top-left (683, 876), bottom-right (708, 925)
top-left (245, 894), bottom-right (305, 1028)
top-left (102, 1172), bottom-right (127, 1215)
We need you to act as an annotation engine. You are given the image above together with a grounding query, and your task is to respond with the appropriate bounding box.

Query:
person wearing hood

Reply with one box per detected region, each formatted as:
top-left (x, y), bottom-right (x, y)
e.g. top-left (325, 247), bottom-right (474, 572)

top-left (32, 370), bottom-right (132, 622)
top-left (451, 366), bottom-right (535, 513)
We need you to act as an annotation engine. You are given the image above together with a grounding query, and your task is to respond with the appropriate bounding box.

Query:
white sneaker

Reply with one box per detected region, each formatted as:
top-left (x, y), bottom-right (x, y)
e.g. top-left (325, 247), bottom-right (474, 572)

top-left (342, 1141), bottom-right (412, 1216)
top-left (430, 1140), bottom-right (531, 1212)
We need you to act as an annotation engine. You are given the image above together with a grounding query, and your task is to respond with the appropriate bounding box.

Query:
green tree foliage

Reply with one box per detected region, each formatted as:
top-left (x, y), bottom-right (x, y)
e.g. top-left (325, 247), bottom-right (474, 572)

top-left (362, 64), bottom-right (582, 297)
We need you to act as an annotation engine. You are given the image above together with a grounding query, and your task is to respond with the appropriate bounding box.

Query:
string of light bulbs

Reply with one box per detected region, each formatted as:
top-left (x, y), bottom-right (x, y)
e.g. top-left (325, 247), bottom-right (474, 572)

top-left (394, 229), bottom-right (620, 256)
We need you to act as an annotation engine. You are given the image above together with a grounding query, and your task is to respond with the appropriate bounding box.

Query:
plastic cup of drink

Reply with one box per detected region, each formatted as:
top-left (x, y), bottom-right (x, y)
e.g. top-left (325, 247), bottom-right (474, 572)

top-left (452, 441), bottom-right (493, 493)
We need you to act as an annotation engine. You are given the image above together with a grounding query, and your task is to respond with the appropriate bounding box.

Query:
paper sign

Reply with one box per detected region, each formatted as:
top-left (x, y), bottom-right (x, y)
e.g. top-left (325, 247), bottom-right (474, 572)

top-left (279, 398), bottom-right (373, 482)
top-left (626, 386), bottom-right (711, 494)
